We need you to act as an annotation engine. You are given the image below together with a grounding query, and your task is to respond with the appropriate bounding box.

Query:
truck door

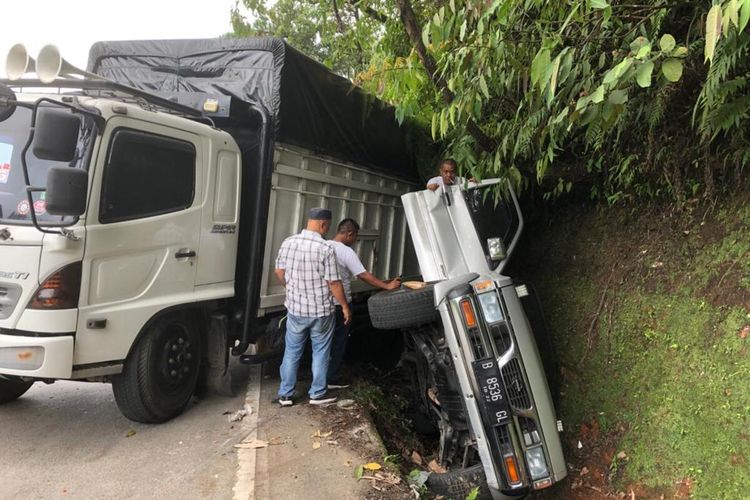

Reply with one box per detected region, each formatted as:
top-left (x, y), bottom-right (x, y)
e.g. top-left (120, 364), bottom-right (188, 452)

top-left (75, 118), bottom-right (203, 366)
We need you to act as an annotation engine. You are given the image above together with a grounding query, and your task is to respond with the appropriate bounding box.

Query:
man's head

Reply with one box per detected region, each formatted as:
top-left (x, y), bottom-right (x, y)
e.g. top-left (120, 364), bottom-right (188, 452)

top-left (335, 218), bottom-right (360, 246)
top-left (439, 159), bottom-right (458, 186)
top-left (306, 207), bottom-right (332, 235)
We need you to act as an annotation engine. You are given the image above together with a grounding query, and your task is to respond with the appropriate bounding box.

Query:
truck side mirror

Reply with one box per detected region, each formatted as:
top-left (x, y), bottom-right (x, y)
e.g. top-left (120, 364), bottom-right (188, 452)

top-left (33, 108), bottom-right (81, 161)
top-left (0, 84), bottom-right (16, 123)
top-left (45, 167), bottom-right (88, 216)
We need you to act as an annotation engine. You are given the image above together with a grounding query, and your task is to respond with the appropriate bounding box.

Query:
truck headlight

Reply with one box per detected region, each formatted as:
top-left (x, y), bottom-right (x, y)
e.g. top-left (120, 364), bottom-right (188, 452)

top-left (525, 447), bottom-right (549, 480)
top-left (487, 237), bottom-right (506, 260)
top-left (477, 292), bottom-right (504, 323)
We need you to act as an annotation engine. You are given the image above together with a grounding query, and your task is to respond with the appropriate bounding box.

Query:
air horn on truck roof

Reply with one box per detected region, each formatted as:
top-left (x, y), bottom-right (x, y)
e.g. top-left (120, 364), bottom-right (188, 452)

top-left (2, 43), bottom-right (202, 117)
top-left (5, 43), bottom-right (103, 83)
top-left (5, 43), bottom-right (35, 81)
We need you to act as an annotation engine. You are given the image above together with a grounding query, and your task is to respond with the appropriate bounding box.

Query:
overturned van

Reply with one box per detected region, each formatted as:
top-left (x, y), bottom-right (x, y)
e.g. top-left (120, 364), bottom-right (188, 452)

top-left (369, 180), bottom-right (566, 498)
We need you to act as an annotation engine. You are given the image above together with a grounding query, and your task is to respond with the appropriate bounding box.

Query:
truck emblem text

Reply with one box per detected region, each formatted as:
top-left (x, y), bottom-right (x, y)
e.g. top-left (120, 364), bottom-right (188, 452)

top-left (0, 270), bottom-right (29, 280)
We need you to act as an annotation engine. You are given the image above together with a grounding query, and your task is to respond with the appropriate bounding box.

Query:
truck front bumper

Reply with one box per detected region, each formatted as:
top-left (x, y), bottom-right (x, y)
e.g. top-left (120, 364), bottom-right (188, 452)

top-left (0, 333), bottom-right (74, 378)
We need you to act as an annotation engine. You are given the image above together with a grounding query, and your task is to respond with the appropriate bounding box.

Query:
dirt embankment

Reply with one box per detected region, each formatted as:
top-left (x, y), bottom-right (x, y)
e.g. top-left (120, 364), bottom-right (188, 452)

top-left (514, 195), bottom-right (750, 499)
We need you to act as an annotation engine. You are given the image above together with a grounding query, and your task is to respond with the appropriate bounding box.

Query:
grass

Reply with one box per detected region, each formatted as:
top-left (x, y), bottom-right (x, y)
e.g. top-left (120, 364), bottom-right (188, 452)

top-left (520, 197), bottom-right (750, 499)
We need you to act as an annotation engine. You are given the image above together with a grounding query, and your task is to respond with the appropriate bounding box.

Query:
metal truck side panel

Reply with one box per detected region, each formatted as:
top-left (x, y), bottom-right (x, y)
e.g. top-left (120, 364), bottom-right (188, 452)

top-left (258, 144), bottom-right (416, 312)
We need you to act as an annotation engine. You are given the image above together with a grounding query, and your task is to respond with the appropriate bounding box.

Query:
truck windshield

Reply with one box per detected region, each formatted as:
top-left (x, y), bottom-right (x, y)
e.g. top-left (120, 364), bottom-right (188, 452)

top-left (0, 105), bottom-right (92, 225)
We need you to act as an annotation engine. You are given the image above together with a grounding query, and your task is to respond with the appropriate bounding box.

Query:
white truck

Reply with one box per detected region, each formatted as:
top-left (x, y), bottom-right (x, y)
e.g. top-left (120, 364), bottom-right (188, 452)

top-left (0, 38), bottom-right (418, 422)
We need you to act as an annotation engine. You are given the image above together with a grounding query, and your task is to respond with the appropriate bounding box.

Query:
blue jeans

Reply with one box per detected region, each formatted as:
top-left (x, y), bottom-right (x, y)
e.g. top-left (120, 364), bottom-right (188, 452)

top-left (327, 304), bottom-right (351, 382)
top-left (278, 313), bottom-right (335, 399)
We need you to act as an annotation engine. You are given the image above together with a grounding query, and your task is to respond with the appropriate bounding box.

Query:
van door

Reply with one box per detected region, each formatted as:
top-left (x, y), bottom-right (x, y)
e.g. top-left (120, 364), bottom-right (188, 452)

top-left (75, 118), bottom-right (203, 366)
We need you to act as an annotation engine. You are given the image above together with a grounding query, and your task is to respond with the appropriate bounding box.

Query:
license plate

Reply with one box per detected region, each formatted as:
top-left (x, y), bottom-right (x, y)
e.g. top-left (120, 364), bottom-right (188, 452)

top-left (472, 358), bottom-right (511, 426)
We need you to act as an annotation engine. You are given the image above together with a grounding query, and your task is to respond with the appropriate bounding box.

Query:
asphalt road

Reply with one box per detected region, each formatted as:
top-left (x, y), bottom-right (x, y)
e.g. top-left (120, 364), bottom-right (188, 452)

top-left (0, 374), bottom-right (250, 499)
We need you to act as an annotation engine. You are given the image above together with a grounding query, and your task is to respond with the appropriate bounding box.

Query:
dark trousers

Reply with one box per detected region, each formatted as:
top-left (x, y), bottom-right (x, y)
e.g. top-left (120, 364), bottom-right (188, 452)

top-left (327, 303), bottom-right (351, 381)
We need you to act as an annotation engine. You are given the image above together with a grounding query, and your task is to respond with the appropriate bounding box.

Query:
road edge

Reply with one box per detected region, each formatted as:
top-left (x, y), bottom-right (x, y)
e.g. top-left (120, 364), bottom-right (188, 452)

top-left (232, 363), bottom-right (262, 500)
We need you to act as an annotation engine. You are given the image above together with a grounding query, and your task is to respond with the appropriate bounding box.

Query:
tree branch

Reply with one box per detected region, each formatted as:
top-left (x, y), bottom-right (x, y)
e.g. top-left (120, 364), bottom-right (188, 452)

top-left (394, 0), bottom-right (497, 152)
top-left (347, 0), bottom-right (389, 24)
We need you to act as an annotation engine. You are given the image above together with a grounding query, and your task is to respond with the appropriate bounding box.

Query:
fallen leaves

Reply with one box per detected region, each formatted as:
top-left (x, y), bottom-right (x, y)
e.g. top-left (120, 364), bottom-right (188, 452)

top-left (312, 441), bottom-right (321, 449)
top-left (427, 459), bottom-right (447, 474)
top-left (363, 462), bottom-right (382, 471)
top-left (311, 429), bottom-right (333, 438)
top-left (125, 430), bottom-right (136, 438)
top-left (739, 325), bottom-right (750, 339)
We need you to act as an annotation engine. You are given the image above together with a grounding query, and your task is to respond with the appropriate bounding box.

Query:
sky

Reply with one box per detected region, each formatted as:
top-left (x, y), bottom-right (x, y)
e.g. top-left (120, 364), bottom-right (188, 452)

top-left (0, 0), bottom-right (246, 72)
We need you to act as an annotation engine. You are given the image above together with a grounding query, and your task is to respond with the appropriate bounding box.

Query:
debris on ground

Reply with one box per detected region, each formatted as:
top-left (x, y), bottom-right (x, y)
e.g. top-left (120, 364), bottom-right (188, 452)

top-left (234, 438), bottom-right (268, 449)
top-left (427, 459), bottom-right (447, 474)
top-left (336, 399), bottom-right (356, 409)
top-left (225, 403), bottom-right (253, 422)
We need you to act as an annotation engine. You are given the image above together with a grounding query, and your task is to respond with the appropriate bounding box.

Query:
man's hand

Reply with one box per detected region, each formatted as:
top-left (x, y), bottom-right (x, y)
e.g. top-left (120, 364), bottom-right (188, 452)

top-left (274, 268), bottom-right (286, 286)
top-left (385, 277), bottom-right (401, 291)
top-left (426, 183), bottom-right (439, 191)
top-left (342, 304), bottom-right (352, 325)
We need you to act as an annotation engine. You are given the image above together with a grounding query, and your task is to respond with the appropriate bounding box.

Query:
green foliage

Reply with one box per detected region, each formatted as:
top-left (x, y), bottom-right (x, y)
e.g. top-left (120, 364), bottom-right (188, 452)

top-left (232, 0), bottom-right (750, 202)
top-left (527, 201), bottom-right (750, 497)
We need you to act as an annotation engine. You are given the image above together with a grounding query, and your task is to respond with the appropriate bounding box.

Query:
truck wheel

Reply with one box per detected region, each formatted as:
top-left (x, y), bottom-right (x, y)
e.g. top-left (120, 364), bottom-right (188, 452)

top-left (0, 377), bottom-right (34, 404)
top-left (112, 312), bottom-right (201, 423)
top-left (426, 464), bottom-right (492, 499)
top-left (368, 284), bottom-right (439, 330)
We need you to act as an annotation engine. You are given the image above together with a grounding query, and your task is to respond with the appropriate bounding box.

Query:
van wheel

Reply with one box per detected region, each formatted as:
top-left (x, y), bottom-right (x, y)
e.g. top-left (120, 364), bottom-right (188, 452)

top-left (112, 313), bottom-right (201, 423)
top-left (368, 284), bottom-right (439, 330)
top-left (426, 464), bottom-right (492, 499)
top-left (0, 376), bottom-right (34, 404)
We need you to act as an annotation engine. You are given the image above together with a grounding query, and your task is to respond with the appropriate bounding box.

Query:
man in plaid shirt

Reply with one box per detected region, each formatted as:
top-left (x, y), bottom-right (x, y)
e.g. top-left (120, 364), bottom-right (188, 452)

top-left (274, 208), bottom-right (351, 406)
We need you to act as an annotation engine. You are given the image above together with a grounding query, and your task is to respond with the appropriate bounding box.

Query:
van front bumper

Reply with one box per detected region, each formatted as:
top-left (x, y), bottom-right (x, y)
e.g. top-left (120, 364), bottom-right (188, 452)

top-left (0, 333), bottom-right (74, 378)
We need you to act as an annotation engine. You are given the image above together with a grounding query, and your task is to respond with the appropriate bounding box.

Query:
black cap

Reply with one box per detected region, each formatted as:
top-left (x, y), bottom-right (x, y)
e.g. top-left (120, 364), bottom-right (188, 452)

top-left (308, 207), bottom-right (332, 220)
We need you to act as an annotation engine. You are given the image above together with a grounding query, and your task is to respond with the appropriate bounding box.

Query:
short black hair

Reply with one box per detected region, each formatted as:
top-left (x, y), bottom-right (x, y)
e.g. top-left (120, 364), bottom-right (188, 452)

top-left (440, 158), bottom-right (457, 170)
top-left (337, 218), bottom-right (360, 234)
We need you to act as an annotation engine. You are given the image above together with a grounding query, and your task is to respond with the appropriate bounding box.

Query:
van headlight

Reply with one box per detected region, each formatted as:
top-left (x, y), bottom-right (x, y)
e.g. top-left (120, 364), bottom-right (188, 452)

top-left (477, 292), bottom-right (504, 323)
top-left (487, 237), bottom-right (506, 260)
top-left (525, 447), bottom-right (549, 480)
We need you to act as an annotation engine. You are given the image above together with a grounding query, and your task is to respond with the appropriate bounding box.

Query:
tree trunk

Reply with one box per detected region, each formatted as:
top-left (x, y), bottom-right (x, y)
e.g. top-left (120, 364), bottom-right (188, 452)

top-left (394, 0), bottom-right (497, 153)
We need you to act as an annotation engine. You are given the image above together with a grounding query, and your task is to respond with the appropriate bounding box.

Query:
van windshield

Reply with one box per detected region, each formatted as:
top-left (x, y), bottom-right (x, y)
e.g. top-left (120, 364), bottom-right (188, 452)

top-left (0, 105), bottom-right (93, 225)
top-left (464, 184), bottom-right (520, 261)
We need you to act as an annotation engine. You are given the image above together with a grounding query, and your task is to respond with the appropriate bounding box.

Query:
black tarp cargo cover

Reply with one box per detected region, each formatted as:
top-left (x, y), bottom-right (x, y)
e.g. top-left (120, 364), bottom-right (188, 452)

top-left (87, 37), bottom-right (418, 179)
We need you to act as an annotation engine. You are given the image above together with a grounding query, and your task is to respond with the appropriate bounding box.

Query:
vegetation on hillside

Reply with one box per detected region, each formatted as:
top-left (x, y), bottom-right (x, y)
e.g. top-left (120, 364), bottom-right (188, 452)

top-left (233, 0), bottom-right (750, 203)
top-left (518, 198), bottom-right (750, 498)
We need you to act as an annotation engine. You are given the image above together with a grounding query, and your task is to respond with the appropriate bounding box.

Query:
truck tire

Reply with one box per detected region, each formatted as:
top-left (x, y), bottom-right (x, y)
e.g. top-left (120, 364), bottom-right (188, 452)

top-left (112, 312), bottom-right (202, 423)
top-left (0, 377), bottom-right (34, 404)
top-left (426, 464), bottom-right (492, 499)
top-left (368, 284), bottom-right (439, 330)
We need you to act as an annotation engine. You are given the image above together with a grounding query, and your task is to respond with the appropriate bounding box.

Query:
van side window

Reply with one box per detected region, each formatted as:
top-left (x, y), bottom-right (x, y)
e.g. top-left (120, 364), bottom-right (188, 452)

top-left (100, 129), bottom-right (196, 223)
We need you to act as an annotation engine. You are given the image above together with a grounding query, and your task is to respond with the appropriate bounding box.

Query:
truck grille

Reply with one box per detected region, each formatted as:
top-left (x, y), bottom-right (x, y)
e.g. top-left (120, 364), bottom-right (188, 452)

top-left (0, 283), bottom-right (22, 320)
top-left (501, 358), bottom-right (531, 410)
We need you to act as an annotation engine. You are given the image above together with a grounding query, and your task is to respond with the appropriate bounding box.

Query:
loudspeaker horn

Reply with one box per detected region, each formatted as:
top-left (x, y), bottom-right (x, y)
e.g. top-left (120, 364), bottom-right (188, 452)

top-left (36, 44), bottom-right (102, 84)
top-left (5, 43), bottom-right (36, 81)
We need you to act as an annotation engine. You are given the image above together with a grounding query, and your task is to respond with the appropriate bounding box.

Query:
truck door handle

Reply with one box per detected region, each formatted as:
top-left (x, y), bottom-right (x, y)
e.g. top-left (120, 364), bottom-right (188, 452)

top-left (175, 249), bottom-right (197, 259)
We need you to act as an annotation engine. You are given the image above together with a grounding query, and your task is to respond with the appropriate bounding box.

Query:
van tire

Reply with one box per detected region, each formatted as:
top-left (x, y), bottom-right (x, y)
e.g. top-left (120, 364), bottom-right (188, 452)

top-left (426, 464), bottom-right (492, 499)
top-left (368, 285), bottom-right (438, 330)
top-left (112, 312), bottom-right (202, 423)
top-left (0, 377), bottom-right (34, 404)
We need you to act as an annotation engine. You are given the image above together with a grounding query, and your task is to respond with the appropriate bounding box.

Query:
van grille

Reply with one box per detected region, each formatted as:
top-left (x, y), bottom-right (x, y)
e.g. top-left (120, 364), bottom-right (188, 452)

top-left (489, 323), bottom-right (512, 354)
top-left (501, 358), bottom-right (531, 410)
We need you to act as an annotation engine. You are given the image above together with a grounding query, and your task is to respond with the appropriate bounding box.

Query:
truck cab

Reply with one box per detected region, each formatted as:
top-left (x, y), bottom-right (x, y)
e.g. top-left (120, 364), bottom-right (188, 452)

top-left (0, 38), bottom-right (419, 422)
